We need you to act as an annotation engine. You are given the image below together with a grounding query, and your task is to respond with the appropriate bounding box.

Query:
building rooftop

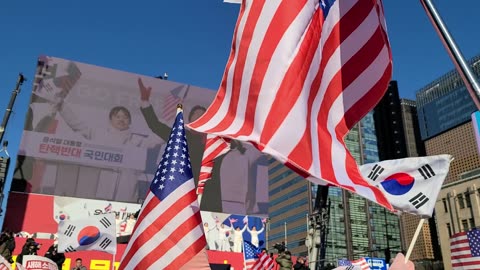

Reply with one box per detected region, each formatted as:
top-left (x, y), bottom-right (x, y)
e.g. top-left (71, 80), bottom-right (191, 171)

top-left (416, 55), bottom-right (480, 107)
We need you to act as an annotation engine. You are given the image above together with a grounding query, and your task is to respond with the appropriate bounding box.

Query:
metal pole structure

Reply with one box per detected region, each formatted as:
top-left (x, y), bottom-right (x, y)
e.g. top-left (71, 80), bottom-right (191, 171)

top-left (420, 0), bottom-right (480, 109)
top-left (0, 74), bottom-right (26, 144)
top-left (284, 222), bottom-right (287, 249)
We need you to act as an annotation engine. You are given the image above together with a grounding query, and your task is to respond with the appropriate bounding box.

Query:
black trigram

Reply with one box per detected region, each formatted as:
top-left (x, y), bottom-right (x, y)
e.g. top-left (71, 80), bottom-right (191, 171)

top-left (418, 164), bottom-right (436, 180)
top-left (99, 238), bottom-right (113, 250)
top-left (367, 164), bottom-right (384, 181)
top-left (64, 225), bottom-right (76, 237)
top-left (409, 192), bottom-right (429, 209)
top-left (65, 245), bottom-right (76, 253)
top-left (99, 217), bottom-right (112, 228)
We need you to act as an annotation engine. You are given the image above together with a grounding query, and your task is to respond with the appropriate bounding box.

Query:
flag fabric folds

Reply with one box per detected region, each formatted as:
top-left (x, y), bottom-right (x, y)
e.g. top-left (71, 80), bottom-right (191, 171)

top-left (197, 134), bottom-right (231, 195)
top-left (359, 154), bottom-right (452, 217)
top-left (188, 0), bottom-right (394, 210)
top-left (119, 107), bottom-right (209, 270)
top-left (335, 258), bottom-right (370, 270)
top-left (57, 213), bottom-right (116, 254)
top-left (243, 240), bottom-right (274, 269)
top-left (351, 258), bottom-right (371, 270)
top-left (450, 228), bottom-right (480, 269)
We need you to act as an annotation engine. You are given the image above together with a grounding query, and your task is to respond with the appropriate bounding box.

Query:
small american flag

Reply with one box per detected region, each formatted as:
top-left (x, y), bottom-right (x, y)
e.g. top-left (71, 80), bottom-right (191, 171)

top-left (188, 0), bottom-right (394, 210)
top-left (197, 134), bottom-right (231, 195)
top-left (450, 228), bottom-right (480, 269)
top-left (119, 106), bottom-right (209, 270)
top-left (104, 203), bottom-right (112, 213)
top-left (244, 241), bottom-right (274, 269)
top-left (351, 258), bottom-right (371, 270)
top-left (162, 85), bottom-right (189, 123)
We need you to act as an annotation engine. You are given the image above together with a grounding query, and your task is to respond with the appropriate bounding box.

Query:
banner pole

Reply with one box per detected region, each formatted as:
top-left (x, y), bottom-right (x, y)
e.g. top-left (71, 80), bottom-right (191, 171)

top-left (420, 0), bottom-right (480, 109)
top-left (405, 218), bottom-right (425, 262)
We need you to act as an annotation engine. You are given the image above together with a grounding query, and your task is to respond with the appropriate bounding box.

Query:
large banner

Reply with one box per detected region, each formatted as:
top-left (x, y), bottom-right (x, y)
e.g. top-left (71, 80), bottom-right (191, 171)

top-left (13, 56), bottom-right (269, 216)
top-left (5, 193), bottom-right (272, 269)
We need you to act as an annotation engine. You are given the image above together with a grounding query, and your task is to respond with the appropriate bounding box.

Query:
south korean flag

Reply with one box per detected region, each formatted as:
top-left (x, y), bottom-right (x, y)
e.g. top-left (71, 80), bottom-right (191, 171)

top-left (57, 213), bottom-right (116, 254)
top-left (360, 155), bottom-right (453, 217)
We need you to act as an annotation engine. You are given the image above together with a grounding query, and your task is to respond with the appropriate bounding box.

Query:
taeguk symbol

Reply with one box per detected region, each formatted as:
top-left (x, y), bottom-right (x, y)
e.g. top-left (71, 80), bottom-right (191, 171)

top-left (380, 173), bottom-right (415, 196)
top-left (77, 226), bottom-right (101, 246)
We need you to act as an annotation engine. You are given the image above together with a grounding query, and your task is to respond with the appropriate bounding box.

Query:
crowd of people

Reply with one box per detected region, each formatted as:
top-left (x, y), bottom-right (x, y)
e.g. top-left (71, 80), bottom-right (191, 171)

top-left (0, 230), bottom-right (89, 270)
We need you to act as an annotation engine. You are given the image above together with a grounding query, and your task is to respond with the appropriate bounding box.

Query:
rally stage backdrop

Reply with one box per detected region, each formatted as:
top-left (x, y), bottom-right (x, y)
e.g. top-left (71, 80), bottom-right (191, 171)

top-left (12, 56), bottom-right (269, 216)
top-left (4, 192), bottom-right (269, 269)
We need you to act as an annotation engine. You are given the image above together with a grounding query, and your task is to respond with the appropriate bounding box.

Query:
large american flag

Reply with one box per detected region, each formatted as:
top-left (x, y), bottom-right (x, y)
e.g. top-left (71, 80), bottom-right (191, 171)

top-left (119, 107), bottom-right (209, 270)
top-left (244, 241), bottom-right (275, 269)
top-left (197, 134), bottom-right (231, 195)
top-left (450, 228), bottom-right (480, 269)
top-left (188, 0), bottom-right (393, 210)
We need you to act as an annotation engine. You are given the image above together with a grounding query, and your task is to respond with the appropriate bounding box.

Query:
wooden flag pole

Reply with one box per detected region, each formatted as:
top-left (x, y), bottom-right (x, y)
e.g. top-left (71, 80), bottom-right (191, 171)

top-left (405, 218), bottom-right (426, 262)
top-left (420, 0), bottom-right (480, 110)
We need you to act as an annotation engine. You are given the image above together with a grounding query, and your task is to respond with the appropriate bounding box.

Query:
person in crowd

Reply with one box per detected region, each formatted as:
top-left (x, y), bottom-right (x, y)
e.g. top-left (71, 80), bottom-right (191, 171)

top-left (44, 244), bottom-right (65, 269)
top-left (16, 238), bottom-right (41, 265)
top-left (137, 78), bottom-right (206, 183)
top-left (293, 256), bottom-right (309, 270)
top-left (52, 100), bottom-right (159, 202)
top-left (246, 220), bottom-right (265, 248)
top-left (203, 222), bottom-right (217, 250)
top-left (0, 230), bottom-right (15, 263)
top-left (389, 253), bottom-right (415, 270)
top-left (72, 258), bottom-right (87, 270)
top-left (215, 223), bottom-right (231, 252)
top-left (115, 213), bottom-right (127, 237)
top-left (276, 250), bottom-right (293, 270)
top-left (123, 214), bottom-right (137, 236)
top-left (231, 222), bottom-right (247, 253)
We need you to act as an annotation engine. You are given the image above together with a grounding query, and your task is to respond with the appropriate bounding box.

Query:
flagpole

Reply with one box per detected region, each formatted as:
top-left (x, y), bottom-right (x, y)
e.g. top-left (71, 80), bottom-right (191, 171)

top-left (405, 218), bottom-right (426, 262)
top-left (112, 252), bottom-right (116, 270)
top-left (420, 0), bottom-right (480, 109)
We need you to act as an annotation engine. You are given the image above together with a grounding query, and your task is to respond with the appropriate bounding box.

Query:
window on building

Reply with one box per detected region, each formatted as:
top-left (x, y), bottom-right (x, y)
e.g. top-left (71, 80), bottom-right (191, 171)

top-left (458, 194), bottom-right (465, 209)
top-left (462, 219), bottom-right (469, 232)
top-left (465, 192), bottom-right (472, 208)
top-left (447, 223), bottom-right (452, 237)
top-left (443, 198), bottom-right (448, 213)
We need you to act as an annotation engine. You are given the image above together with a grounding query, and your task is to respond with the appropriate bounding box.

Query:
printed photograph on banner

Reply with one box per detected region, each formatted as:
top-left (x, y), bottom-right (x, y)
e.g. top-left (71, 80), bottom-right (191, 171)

top-left (12, 56), bottom-right (269, 216)
top-left (53, 195), bottom-right (141, 238)
top-left (200, 211), bottom-right (267, 253)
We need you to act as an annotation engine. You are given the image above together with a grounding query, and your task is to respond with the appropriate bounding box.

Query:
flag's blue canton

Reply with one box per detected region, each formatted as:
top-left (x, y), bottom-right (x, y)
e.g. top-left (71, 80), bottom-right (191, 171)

top-left (244, 241), bottom-right (261, 260)
top-left (150, 111), bottom-right (193, 200)
top-left (319, 0), bottom-right (335, 19)
top-left (337, 259), bottom-right (352, 266)
top-left (467, 228), bottom-right (480, 257)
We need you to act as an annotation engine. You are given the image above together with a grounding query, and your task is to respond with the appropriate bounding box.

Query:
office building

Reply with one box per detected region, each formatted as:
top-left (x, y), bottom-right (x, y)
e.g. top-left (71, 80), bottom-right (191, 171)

top-left (268, 112), bottom-right (401, 264)
top-left (416, 55), bottom-right (480, 141)
top-left (415, 54), bottom-right (480, 269)
top-left (374, 82), bottom-right (438, 261)
top-left (373, 81), bottom-right (408, 160)
top-left (435, 169), bottom-right (480, 270)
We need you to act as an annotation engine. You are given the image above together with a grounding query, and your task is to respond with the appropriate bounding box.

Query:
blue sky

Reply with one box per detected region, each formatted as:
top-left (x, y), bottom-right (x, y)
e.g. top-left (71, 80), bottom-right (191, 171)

top-left (0, 1), bottom-right (479, 224)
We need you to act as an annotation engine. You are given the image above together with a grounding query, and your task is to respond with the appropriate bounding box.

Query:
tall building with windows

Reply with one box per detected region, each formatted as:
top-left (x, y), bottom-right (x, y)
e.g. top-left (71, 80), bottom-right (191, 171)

top-left (416, 55), bottom-right (480, 141)
top-left (267, 112), bottom-right (402, 264)
top-left (414, 54), bottom-right (480, 270)
top-left (373, 81), bottom-right (439, 262)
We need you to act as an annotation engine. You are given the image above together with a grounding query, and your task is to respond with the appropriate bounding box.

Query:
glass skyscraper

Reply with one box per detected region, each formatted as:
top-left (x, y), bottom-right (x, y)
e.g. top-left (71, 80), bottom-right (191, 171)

top-left (267, 112), bottom-right (402, 264)
top-left (416, 55), bottom-right (480, 140)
